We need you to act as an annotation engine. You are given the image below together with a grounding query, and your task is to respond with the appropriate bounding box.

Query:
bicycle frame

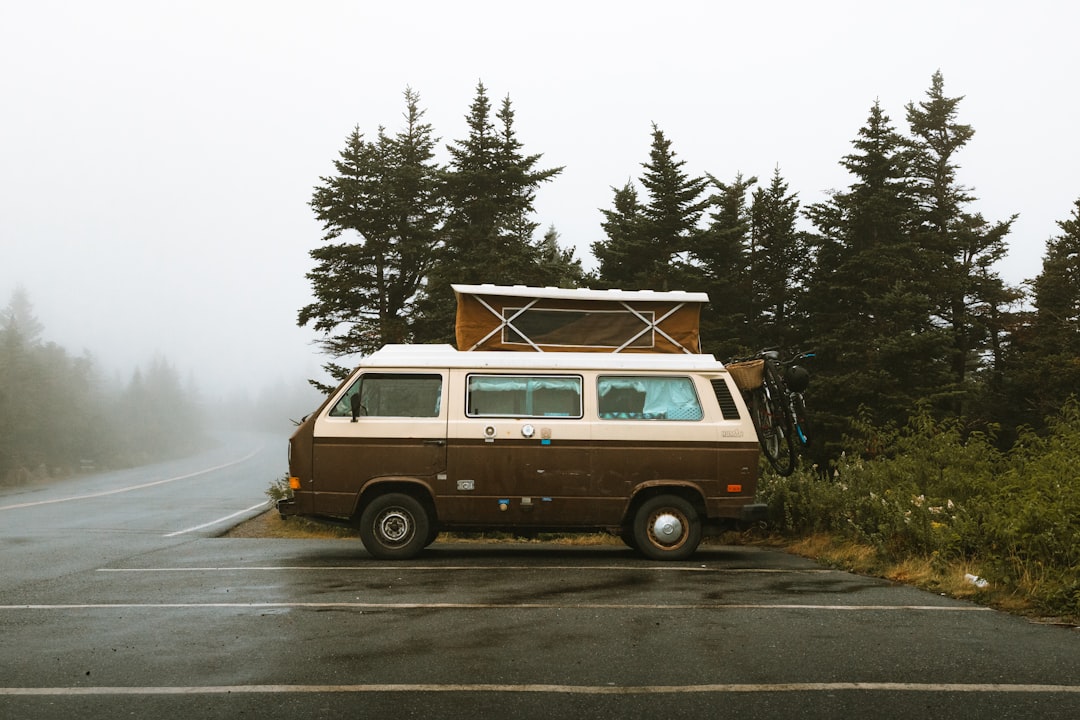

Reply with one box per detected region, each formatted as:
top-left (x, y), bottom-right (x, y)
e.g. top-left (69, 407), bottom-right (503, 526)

top-left (731, 350), bottom-right (814, 476)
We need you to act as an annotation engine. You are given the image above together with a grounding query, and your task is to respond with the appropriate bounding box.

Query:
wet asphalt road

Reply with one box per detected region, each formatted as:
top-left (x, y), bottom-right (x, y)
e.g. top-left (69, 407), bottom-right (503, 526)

top-left (1, 433), bottom-right (1077, 720)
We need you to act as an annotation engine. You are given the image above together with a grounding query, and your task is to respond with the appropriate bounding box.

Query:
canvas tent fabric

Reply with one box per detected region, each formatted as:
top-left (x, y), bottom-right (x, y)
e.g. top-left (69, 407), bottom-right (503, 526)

top-left (452, 284), bottom-right (708, 354)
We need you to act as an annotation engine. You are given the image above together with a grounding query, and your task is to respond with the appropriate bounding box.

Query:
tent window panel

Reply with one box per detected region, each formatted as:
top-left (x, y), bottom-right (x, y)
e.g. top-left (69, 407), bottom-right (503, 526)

top-left (502, 308), bottom-right (654, 349)
top-left (597, 376), bottom-right (703, 421)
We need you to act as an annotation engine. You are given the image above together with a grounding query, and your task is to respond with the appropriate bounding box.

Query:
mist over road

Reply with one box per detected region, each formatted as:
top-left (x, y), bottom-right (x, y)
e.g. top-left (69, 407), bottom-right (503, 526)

top-left (0, 433), bottom-right (284, 592)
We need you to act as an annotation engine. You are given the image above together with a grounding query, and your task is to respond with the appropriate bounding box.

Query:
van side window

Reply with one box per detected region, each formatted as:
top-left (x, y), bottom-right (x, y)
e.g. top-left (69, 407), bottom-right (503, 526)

top-left (467, 375), bottom-right (582, 418)
top-left (597, 376), bottom-right (703, 421)
top-left (330, 373), bottom-right (443, 418)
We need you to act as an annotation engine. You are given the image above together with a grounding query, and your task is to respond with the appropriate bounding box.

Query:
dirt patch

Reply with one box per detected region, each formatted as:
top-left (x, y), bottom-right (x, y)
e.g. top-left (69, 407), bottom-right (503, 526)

top-left (221, 509), bottom-right (623, 545)
top-left (223, 511), bottom-right (748, 549)
top-left (221, 510), bottom-right (359, 539)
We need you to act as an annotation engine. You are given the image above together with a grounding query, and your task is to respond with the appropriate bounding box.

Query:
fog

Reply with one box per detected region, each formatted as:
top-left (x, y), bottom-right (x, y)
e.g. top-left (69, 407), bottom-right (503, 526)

top-left (2, 1), bottom-right (1077, 403)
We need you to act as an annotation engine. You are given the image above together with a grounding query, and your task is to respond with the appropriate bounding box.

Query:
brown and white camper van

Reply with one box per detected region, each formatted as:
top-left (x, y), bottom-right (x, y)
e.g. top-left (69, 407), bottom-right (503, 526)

top-left (280, 285), bottom-right (766, 560)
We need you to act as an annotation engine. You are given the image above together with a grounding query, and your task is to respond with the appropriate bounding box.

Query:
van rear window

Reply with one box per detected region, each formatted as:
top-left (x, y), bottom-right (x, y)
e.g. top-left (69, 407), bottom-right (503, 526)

top-left (597, 376), bottom-right (703, 421)
top-left (467, 375), bottom-right (582, 418)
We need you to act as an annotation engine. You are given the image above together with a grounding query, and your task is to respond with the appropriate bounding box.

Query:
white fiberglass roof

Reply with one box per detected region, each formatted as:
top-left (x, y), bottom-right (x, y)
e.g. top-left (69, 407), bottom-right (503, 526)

top-left (451, 284), bottom-right (710, 303)
top-left (362, 344), bottom-right (726, 372)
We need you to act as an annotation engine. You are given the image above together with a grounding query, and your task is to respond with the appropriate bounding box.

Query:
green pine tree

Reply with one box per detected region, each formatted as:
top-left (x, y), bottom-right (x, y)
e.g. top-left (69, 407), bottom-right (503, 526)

top-left (592, 181), bottom-right (644, 288)
top-left (594, 124), bottom-right (709, 291)
top-left (695, 173), bottom-right (756, 358)
top-left (804, 100), bottom-right (950, 454)
top-left (1002, 198), bottom-right (1080, 428)
top-left (413, 83), bottom-right (564, 344)
top-left (749, 166), bottom-right (810, 351)
top-left (301, 88), bottom-right (444, 381)
top-left (905, 71), bottom-right (1017, 412)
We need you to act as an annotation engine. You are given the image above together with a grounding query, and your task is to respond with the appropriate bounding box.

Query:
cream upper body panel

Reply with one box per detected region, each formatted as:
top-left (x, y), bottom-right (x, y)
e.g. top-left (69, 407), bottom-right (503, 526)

top-left (312, 345), bottom-right (753, 444)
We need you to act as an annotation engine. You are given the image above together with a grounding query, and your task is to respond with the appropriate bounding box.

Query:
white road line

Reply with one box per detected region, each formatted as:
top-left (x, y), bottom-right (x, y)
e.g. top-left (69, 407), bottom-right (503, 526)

top-left (0, 602), bottom-right (991, 611)
top-left (97, 566), bottom-right (840, 573)
top-left (0, 447), bottom-right (262, 511)
top-left (163, 501), bottom-right (270, 537)
top-left (1, 682), bottom-right (1077, 696)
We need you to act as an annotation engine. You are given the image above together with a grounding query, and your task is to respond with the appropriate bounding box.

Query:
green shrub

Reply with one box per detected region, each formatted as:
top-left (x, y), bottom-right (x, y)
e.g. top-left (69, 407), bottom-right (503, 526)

top-left (759, 402), bottom-right (1080, 618)
top-left (265, 474), bottom-right (294, 503)
top-left (976, 403), bottom-right (1080, 615)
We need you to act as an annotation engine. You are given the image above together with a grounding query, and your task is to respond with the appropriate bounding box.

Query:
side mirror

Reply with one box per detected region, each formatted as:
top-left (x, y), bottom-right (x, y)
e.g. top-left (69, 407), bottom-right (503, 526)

top-left (350, 393), bottom-right (363, 422)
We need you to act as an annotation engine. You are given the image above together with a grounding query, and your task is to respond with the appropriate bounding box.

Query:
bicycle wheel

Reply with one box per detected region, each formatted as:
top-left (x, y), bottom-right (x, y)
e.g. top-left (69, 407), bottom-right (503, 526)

top-left (763, 361), bottom-right (797, 473)
top-left (748, 386), bottom-right (796, 476)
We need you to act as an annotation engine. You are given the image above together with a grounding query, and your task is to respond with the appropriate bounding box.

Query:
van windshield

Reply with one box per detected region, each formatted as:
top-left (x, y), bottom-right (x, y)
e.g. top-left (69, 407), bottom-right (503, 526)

top-left (330, 373), bottom-right (443, 418)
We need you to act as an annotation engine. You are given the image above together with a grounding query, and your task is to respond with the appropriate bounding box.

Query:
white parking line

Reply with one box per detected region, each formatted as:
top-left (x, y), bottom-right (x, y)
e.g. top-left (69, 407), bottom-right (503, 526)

top-left (0, 602), bottom-right (992, 611)
top-left (97, 565), bottom-right (840, 573)
top-left (0, 447), bottom-right (262, 511)
top-left (163, 501), bottom-right (270, 537)
top-left (1, 682), bottom-right (1076, 696)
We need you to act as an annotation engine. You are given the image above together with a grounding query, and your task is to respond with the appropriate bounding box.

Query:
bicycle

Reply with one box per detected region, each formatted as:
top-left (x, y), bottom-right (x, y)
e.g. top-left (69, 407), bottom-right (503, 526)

top-left (774, 350), bottom-right (814, 448)
top-left (726, 350), bottom-right (814, 476)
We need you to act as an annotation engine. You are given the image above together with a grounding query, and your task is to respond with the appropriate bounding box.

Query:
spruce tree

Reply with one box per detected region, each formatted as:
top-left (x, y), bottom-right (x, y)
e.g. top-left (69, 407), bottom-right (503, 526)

top-left (593, 181), bottom-right (644, 288)
top-left (536, 225), bottom-right (584, 289)
top-left (1003, 198), bottom-right (1080, 428)
top-left (412, 83), bottom-right (564, 343)
top-left (695, 173), bottom-right (755, 358)
top-left (302, 88), bottom-right (444, 379)
top-left (905, 71), bottom-right (1017, 412)
top-left (594, 124), bottom-right (709, 291)
top-left (749, 167), bottom-right (810, 351)
top-left (804, 100), bottom-right (950, 452)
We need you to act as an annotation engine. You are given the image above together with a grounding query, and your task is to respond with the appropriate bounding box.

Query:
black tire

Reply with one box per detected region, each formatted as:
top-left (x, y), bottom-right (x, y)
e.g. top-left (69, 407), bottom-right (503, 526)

top-left (748, 390), bottom-right (779, 458)
top-left (632, 494), bottom-right (702, 561)
top-left (358, 493), bottom-right (430, 560)
top-left (749, 387), bottom-right (795, 476)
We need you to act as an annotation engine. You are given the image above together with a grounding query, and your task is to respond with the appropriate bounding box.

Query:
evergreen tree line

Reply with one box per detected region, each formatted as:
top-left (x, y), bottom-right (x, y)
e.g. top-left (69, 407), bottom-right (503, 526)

top-left (303, 75), bottom-right (1080, 459)
top-left (0, 288), bottom-right (204, 483)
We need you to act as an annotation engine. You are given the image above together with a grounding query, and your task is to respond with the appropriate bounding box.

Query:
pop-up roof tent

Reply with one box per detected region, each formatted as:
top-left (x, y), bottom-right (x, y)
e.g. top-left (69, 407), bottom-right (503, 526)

top-left (452, 284), bottom-right (709, 354)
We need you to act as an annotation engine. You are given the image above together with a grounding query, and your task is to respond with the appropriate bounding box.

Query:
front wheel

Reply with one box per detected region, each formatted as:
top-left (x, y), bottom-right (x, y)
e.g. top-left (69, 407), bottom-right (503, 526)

top-left (633, 494), bottom-right (702, 561)
top-left (358, 493), bottom-right (431, 560)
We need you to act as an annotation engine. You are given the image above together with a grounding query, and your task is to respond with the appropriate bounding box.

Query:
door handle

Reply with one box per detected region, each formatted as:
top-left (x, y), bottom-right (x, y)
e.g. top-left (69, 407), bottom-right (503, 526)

top-left (423, 439), bottom-right (446, 447)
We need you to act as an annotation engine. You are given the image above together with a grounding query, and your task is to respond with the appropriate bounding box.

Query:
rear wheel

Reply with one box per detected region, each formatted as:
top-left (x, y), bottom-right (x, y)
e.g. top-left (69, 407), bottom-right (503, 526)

top-left (358, 493), bottom-right (430, 560)
top-left (749, 387), bottom-right (795, 476)
top-left (633, 494), bottom-right (701, 561)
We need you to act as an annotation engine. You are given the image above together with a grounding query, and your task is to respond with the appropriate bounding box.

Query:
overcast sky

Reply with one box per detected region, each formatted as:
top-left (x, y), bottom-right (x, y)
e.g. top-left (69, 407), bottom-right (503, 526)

top-left (2, 1), bottom-right (1077, 398)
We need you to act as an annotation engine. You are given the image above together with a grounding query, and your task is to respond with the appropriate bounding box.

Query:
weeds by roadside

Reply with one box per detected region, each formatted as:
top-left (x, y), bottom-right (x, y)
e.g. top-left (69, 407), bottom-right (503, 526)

top-left (758, 401), bottom-right (1080, 625)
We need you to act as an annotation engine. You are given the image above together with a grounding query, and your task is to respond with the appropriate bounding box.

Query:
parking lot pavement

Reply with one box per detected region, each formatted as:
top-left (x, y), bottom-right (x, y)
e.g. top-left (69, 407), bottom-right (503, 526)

top-left (3, 539), bottom-right (1079, 720)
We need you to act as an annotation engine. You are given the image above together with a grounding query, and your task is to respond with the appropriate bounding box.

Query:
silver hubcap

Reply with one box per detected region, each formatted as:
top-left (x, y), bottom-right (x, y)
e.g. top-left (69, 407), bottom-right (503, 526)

top-left (378, 510), bottom-right (412, 544)
top-left (650, 511), bottom-right (684, 546)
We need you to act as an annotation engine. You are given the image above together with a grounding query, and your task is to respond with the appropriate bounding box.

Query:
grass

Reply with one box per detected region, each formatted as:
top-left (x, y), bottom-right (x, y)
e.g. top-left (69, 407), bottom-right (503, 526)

top-left (774, 532), bottom-right (1076, 626)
